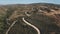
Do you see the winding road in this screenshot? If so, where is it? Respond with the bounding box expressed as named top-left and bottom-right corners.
top-left (5, 17), bottom-right (40, 34)
top-left (22, 17), bottom-right (40, 34)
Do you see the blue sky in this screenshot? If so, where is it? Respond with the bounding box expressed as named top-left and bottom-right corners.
top-left (0, 0), bottom-right (60, 5)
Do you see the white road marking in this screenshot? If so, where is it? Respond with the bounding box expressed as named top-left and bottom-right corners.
top-left (22, 17), bottom-right (40, 34)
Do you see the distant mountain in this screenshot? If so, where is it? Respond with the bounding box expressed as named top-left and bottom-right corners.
top-left (0, 3), bottom-right (60, 7)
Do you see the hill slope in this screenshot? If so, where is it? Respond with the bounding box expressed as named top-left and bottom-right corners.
top-left (0, 3), bottom-right (60, 34)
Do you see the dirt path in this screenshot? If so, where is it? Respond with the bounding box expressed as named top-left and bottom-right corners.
top-left (5, 20), bottom-right (17, 34)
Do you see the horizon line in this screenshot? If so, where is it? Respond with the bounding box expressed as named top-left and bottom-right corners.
top-left (0, 2), bottom-right (60, 5)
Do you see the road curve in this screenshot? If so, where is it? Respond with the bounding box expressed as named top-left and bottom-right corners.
top-left (25, 12), bottom-right (31, 16)
top-left (22, 17), bottom-right (40, 34)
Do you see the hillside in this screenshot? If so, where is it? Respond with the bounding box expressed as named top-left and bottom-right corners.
top-left (0, 3), bottom-right (60, 34)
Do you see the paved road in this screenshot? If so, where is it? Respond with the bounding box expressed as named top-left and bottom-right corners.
top-left (22, 17), bottom-right (40, 34)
